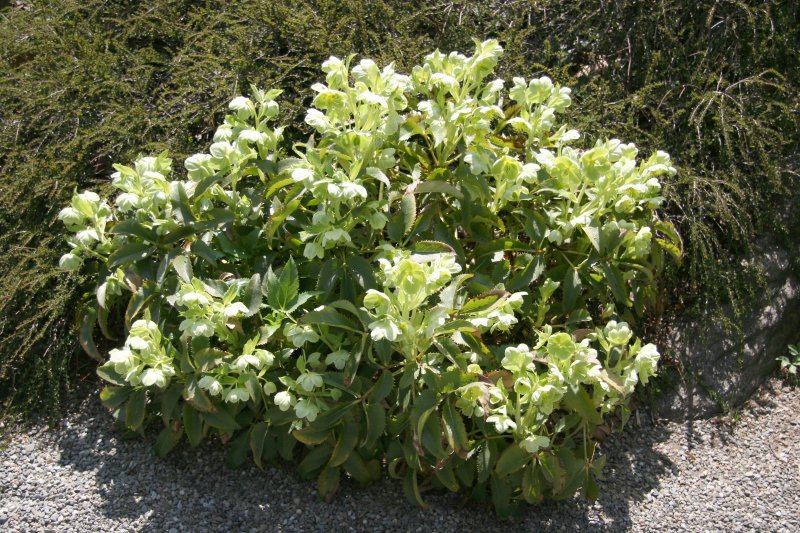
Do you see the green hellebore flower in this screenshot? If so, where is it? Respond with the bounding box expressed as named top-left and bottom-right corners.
top-left (198, 375), bottom-right (223, 396)
top-left (58, 207), bottom-right (84, 229)
top-left (520, 435), bottom-right (550, 453)
top-left (225, 387), bottom-right (250, 403)
top-left (325, 350), bottom-right (349, 370)
top-left (604, 320), bottom-right (632, 346)
top-left (501, 344), bottom-right (533, 373)
top-left (59, 253), bottom-right (83, 271)
top-left (294, 398), bottom-right (320, 422)
top-left (296, 371), bottom-right (323, 392)
top-left (141, 368), bottom-right (167, 388)
top-left (274, 390), bottom-right (295, 411)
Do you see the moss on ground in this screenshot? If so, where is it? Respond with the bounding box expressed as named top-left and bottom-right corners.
top-left (1, 0), bottom-right (797, 417)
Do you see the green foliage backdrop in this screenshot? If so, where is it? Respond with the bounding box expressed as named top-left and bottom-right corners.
top-left (1, 0), bottom-right (797, 416)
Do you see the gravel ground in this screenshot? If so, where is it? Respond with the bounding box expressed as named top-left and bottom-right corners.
top-left (1, 379), bottom-right (798, 532)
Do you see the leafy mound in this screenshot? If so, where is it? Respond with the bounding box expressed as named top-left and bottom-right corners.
top-left (1, 0), bottom-right (796, 428)
top-left (59, 40), bottom-right (680, 513)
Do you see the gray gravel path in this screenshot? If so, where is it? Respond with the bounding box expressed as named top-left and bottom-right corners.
top-left (1, 379), bottom-right (798, 532)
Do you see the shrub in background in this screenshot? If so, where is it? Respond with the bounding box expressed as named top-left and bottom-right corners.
top-left (59, 40), bottom-right (680, 513)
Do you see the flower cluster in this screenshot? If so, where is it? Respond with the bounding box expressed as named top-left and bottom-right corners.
top-left (60, 39), bottom-right (679, 513)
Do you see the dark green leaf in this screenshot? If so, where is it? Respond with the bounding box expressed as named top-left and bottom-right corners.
top-left (345, 256), bottom-right (376, 290)
top-left (108, 243), bottom-right (154, 268)
top-left (183, 404), bottom-right (204, 447)
top-left (292, 426), bottom-right (331, 445)
top-left (317, 466), bottom-right (340, 502)
top-left (190, 239), bottom-right (224, 267)
top-left (300, 306), bottom-right (360, 332)
top-left (125, 389), bottom-right (147, 431)
top-left (414, 180), bottom-right (464, 199)
top-left (96, 364), bottom-right (127, 386)
top-left (369, 370), bottom-right (394, 403)
top-left (250, 422), bottom-right (270, 469)
top-left (442, 400), bottom-right (468, 452)
top-left (225, 429), bottom-right (252, 469)
top-left (298, 444), bottom-right (333, 479)
top-left (564, 386), bottom-right (603, 425)
top-left (110, 220), bottom-right (157, 242)
top-left (363, 402), bottom-right (386, 449)
top-left (243, 273), bottom-right (262, 316)
top-left (170, 181), bottom-right (195, 223)
top-left (421, 413), bottom-right (448, 460)
top-left (459, 291), bottom-right (508, 314)
top-left (99, 386), bottom-right (130, 410)
top-left (491, 473), bottom-right (515, 518)
top-left (154, 426), bottom-right (181, 458)
top-left (202, 406), bottom-right (241, 432)
top-left (403, 468), bottom-right (427, 508)
top-left (173, 255), bottom-right (193, 283)
top-left (435, 460), bottom-right (460, 492)
top-left (160, 383), bottom-right (183, 427)
top-left (507, 254), bottom-right (546, 291)
top-left (78, 307), bottom-right (103, 362)
top-left (495, 443), bottom-right (530, 476)
top-left (329, 422), bottom-right (359, 467)
top-left (602, 263), bottom-right (628, 304)
top-left (266, 257), bottom-right (299, 310)
top-left (562, 267), bottom-right (581, 312)
top-left (316, 259), bottom-right (340, 293)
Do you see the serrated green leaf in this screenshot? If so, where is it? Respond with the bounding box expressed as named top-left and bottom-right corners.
top-left (421, 412), bottom-right (448, 460)
top-left (369, 370), bottom-right (394, 403)
top-left (266, 257), bottom-right (299, 310)
top-left (401, 192), bottom-right (416, 236)
top-left (96, 364), bottom-right (127, 386)
top-left (316, 259), bottom-right (339, 293)
top-left (243, 273), bottom-right (262, 316)
top-left (190, 239), bottom-right (224, 267)
top-left (442, 400), bottom-right (468, 452)
top-left (363, 402), bottom-right (386, 449)
top-left (459, 290), bottom-right (508, 315)
top-left (435, 460), bottom-right (460, 492)
top-left (581, 224), bottom-right (601, 253)
top-left (173, 255), bottom-right (193, 283)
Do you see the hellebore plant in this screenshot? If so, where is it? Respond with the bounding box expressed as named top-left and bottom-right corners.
top-left (59, 39), bottom-right (681, 515)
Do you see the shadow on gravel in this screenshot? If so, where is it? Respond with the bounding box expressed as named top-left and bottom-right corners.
top-left (52, 389), bottom-right (679, 532)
